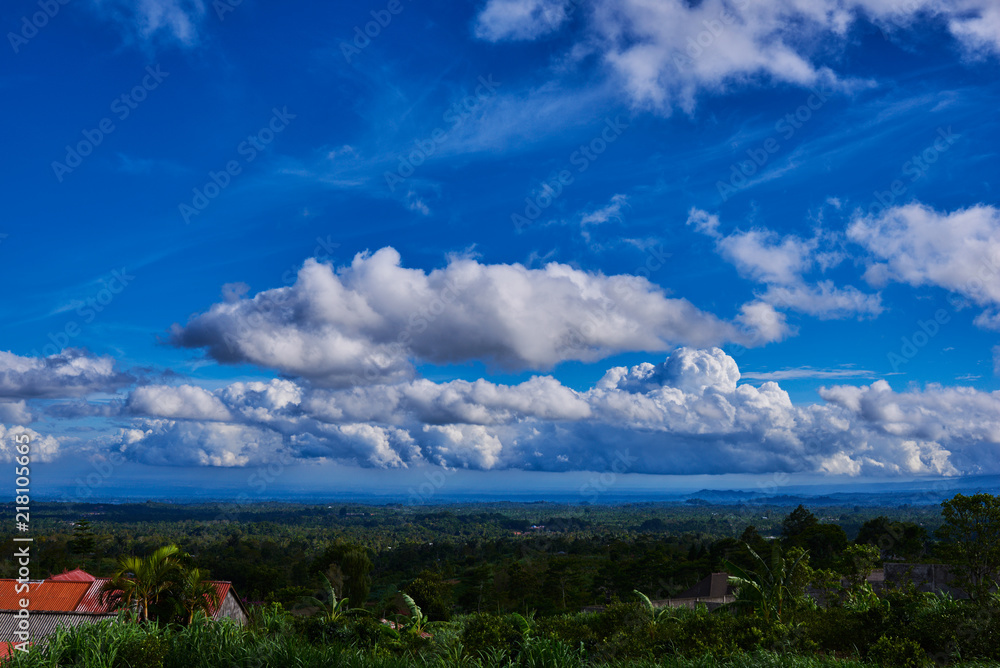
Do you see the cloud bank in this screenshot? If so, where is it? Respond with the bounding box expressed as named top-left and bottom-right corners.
top-left (102, 347), bottom-right (1000, 477)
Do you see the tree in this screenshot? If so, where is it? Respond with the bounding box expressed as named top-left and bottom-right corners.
top-left (405, 570), bottom-right (452, 621)
top-left (177, 568), bottom-right (221, 625)
top-left (856, 516), bottom-right (927, 560)
top-left (937, 493), bottom-right (1000, 600)
top-left (840, 544), bottom-right (881, 589)
top-left (781, 505), bottom-right (818, 541)
top-left (798, 523), bottom-right (848, 569)
top-left (100, 545), bottom-right (184, 622)
top-left (69, 519), bottom-right (96, 557)
top-left (312, 542), bottom-right (372, 606)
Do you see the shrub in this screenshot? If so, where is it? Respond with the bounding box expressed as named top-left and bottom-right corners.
top-left (114, 633), bottom-right (169, 668)
top-left (460, 613), bottom-right (525, 657)
top-left (867, 635), bottom-right (928, 668)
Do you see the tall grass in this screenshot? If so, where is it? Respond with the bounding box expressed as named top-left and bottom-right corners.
top-left (3, 616), bottom-right (994, 668)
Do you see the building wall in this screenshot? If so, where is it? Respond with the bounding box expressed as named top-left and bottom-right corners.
top-left (216, 591), bottom-right (248, 625)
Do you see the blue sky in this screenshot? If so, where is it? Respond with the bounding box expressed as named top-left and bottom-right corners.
top-left (3, 0), bottom-right (1000, 500)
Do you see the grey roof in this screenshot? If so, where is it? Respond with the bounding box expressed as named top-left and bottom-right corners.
top-left (0, 611), bottom-right (117, 644)
top-left (676, 572), bottom-right (734, 599)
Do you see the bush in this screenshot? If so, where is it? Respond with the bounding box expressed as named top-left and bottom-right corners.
top-left (460, 613), bottom-right (524, 657)
top-left (868, 635), bottom-right (928, 668)
top-left (115, 633), bottom-right (169, 668)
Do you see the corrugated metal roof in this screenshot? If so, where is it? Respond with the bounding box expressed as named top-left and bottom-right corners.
top-left (48, 569), bottom-right (95, 582)
top-left (0, 611), bottom-right (117, 644)
top-left (0, 581), bottom-right (90, 612)
top-left (2, 576), bottom-right (244, 620)
top-left (75, 580), bottom-right (114, 614)
top-left (210, 582), bottom-right (230, 617)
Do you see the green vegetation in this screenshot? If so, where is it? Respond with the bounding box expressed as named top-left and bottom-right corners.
top-left (2, 494), bottom-right (999, 666)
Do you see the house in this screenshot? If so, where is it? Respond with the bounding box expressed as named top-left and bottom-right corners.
top-left (582, 572), bottom-right (736, 614)
top-left (0, 569), bottom-right (248, 652)
top-left (650, 572), bottom-right (736, 611)
top-left (880, 563), bottom-right (996, 599)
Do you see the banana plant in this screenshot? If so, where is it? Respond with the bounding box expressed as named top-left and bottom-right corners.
top-left (298, 573), bottom-right (369, 623)
top-left (722, 544), bottom-right (809, 623)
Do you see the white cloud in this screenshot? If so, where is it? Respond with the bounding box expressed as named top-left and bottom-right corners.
top-left (117, 419), bottom-right (287, 467)
top-left (0, 401), bottom-right (33, 425)
top-left (170, 247), bottom-right (786, 385)
top-left (740, 367), bottom-right (875, 381)
top-left (0, 349), bottom-right (133, 399)
top-left (474, 0), bottom-right (573, 41)
top-left (849, 203), bottom-right (1000, 326)
top-left (0, 424), bottom-right (61, 462)
top-left (111, 346), bottom-right (1000, 477)
top-left (818, 379), bottom-right (1000, 475)
top-left (688, 209), bottom-right (882, 319)
top-left (474, 0), bottom-right (1000, 112)
top-left (127, 385), bottom-right (233, 421)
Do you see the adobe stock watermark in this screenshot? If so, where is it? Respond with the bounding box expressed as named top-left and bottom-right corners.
top-left (383, 75), bottom-right (501, 193)
top-left (340, 0), bottom-right (415, 63)
top-left (179, 106), bottom-right (296, 224)
top-left (512, 116), bottom-right (630, 230)
top-left (671, 0), bottom-right (751, 72)
top-left (28, 267), bottom-right (135, 358)
top-left (64, 452), bottom-right (126, 502)
top-left (865, 126), bottom-right (957, 217)
top-left (351, 272), bottom-right (469, 386)
top-left (7, 0), bottom-right (70, 54)
top-left (214, 451), bottom-right (296, 522)
top-left (407, 466), bottom-right (459, 505)
top-left (579, 449), bottom-right (638, 503)
top-left (716, 84), bottom-right (833, 202)
top-left (51, 65), bottom-right (169, 182)
top-left (558, 243), bottom-right (671, 356)
top-left (887, 309), bottom-right (950, 373)
top-left (280, 236), bottom-right (340, 285)
top-left (212, 0), bottom-right (244, 21)
top-left (885, 245), bottom-right (999, 373)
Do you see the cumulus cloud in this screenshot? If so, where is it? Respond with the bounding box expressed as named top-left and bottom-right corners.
top-left (473, 0), bottom-right (1000, 112)
top-left (112, 347), bottom-right (1000, 477)
top-left (818, 380), bottom-right (1000, 475)
top-left (474, 0), bottom-right (573, 41)
top-left (117, 419), bottom-right (287, 467)
top-left (0, 349), bottom-right (133, 399)
top-left (169, 247), bottom-right (786, 386)
top-left (688, 209), bottom-right (882, 319)
top-left (127, 385), bottom-right (232, 421)
top-left (0, 401), bottom-right (32, 425)
top-left (0, 424), bottom-right (61, 462)
top-left (849, 203), bottom-right (1000, 327)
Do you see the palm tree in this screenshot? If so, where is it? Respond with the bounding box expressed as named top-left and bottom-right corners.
top-left (722, 544), bottom-right (809, 623)
top-left (177, 567), bottom-right (221, 625)
top-left (100, 545), bottom-right (183, 622)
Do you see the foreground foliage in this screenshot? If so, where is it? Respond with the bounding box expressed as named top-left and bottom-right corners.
top-left (6, 589), bottom-right (1000, 668)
